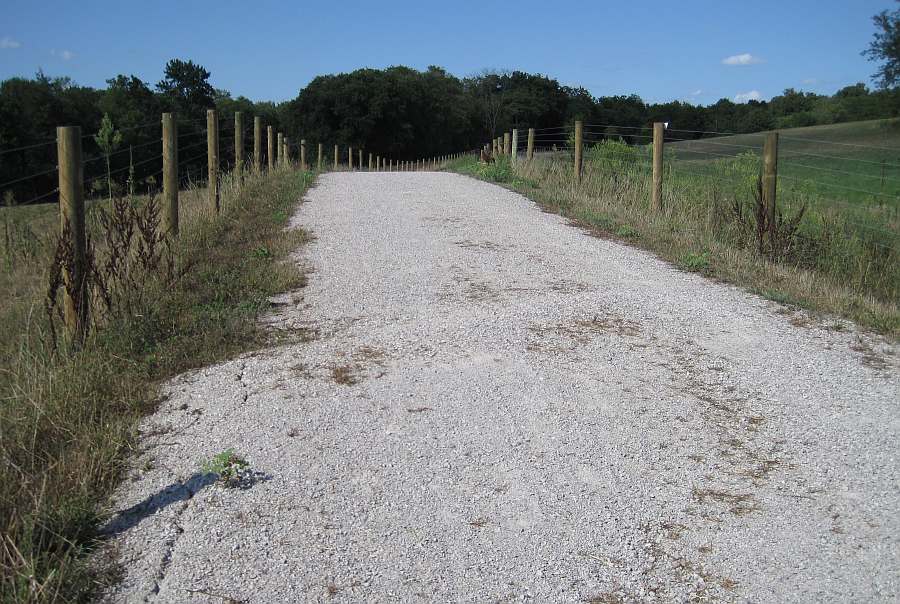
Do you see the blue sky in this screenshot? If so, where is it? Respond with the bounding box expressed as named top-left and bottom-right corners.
top-left (0, 0), bottom-right (891, 105)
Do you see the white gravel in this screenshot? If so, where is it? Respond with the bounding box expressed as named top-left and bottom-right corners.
top-left (103, 171), bottom-right (899, 603)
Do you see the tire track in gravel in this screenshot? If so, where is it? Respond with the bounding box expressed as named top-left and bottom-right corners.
top-left (103, 171), bottom-right (899, 603)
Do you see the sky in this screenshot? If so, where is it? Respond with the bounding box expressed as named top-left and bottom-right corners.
top-left (0, 0), bottom-right (892, 105)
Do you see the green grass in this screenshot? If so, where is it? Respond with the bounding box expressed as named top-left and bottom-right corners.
top-left (447, 120), bottom-right (900, 337)
top-left (668, 119), bottom-right (900, 210)
top-left (0, 166), bottom-right (315, 602)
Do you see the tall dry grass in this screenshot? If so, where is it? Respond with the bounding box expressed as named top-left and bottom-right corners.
top-left (0, 164), bottom-right (315, 602)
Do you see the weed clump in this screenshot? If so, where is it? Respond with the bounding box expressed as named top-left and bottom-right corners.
top-left (202, 449), bottom-right (252, 488)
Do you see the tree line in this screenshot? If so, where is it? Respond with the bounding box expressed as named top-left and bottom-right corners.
top-left (2, 60), bottom-right (898, 205)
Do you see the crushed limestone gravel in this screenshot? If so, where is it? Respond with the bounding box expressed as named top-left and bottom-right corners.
top-left (103, 171), bottom-right (899, 603)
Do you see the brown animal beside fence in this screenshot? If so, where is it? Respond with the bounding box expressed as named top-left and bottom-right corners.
top-left (480, 149), bottom-right (494, 164)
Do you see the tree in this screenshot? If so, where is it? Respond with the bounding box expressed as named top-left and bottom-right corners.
top-left (156, 59), bottom-right (215, 119)
top-left (863, 2), bottom-right (900, 89)
top-left (93, 113), bottom-right (122, 200)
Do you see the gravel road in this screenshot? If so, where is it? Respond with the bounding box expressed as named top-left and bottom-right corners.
top-left (104, 171), bottom-right (899, 603)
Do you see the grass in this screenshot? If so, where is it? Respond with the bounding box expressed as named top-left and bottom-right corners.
top-left (446, 120), bottom-right (900, 338)
top-left (667, 119), bottom-right (900, 209)
top-left (0, 164), bottom-right (315, 602)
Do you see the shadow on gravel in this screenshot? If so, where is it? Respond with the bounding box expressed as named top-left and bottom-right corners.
top-left (102, 472), bottom-right (218, 538)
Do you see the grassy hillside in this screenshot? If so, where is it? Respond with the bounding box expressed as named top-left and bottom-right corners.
top-left (668, 119), bottom-right (900, 210)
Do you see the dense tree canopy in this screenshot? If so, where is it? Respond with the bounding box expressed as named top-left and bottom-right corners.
top-left (2, 58), bottom-right (899, 205)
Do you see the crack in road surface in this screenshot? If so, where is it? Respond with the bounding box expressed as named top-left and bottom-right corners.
top-left (103, 171), bottom-right (899, 603)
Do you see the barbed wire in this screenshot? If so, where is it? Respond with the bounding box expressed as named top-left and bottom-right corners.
top-left (779, 135), bottom-right (900, 152)
top-left (0, 139), bottom-right (56, 156)
top-left (0, 165), bottom-right (59, 190)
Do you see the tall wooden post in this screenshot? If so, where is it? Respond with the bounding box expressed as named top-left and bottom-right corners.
top-left (276, 132), bottom-right (283, 167)
top-left (57, 126), bottom-right (87, 342)
top-left (207, 109), bottom-right (219, 212)
top-left (254, 117), bottom-right (262, 173)
top-left (574, 120), bottom-right (583, 183)
top-left (234, 112), bottom-right (243, 173)
top-left (369, 152), bottom-right (373, 171)
top-left (763, 132), bottom-right (779, 244)
top-left (511, 129), bottom-right (519, 167)
top-left (358, 148), bottom-right (363, 170)
top-left (334, 144), bottom-right (339, 169)
top-left (527, 128), bottom-right (535, 162)
top-left (300, 139), bottom-right (307, 171)
top-left (317, 143), bottom-right (323, 171)
top-left (162, 113), bottom-right (178, 237)
top-left (348, 146), bottom-right (354, 170)
top-left (652, 122), bottom-right (664, 210)
top-left (283, 138), bottom-right (290, 166)
top-left (267, 126), bottom-right (275, 171)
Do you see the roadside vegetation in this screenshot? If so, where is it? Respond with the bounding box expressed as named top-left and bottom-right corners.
top-left (0, 166), bottom-right (314, 602)
top-left (448, 121), bottom-right (899, 338)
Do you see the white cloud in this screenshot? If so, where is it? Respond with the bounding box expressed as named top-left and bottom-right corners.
top-left (734, 90), bottom-right (762, 103)
top-left (51, 49), bottom-right (75, 60)
top-left (691, 89), bottom-right (703, 96)
top-left (0, 36), bottom-right (21, 49)
top-left (722, 53), bottom-right (762, 66)
top-left (802, 78), bottom-right (818, 85)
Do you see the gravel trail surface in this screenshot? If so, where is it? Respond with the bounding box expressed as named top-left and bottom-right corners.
top-left (104, 171), bottom-right (899, 603)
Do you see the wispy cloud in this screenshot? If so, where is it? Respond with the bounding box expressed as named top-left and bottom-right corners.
top-left (734, 90), bottom-right (762, 103)
top-left (802, 78), bottom-right (818, 85)
top-left (690, 89), bottom-right (703, 96)
top-left (51, 49), bottom-right (75, 60)
top-left (722, 53), bottom-right (762, 66)
top-left (0, 36), bottom-right (21, 49)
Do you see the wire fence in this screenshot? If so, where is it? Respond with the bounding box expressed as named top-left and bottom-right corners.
top-left (478, 120), bottom-right (900, 261)
top-left (0, 111), bottom-right (289, 208)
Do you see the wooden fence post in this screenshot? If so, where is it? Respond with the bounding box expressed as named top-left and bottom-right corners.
top-left (254, 117), bottom-right (262, 173)
top-left (234, 112), bottom-right (243, 173)
top-left (527, 128), bottom-right (535, 162)
top-left (317, 143), bottom-right (323, 171)
top-left (763, 132), bottom-right (779, 244)
top-left (267, 126), bottom-right (275, 171)
top-left (369, 153), bottom-right (373, 171)
top-left (301, 139), bottom-right (307, 171)
top-left (511, 129), bottom-right (519, 167)
top-left (348, 146), bottom-right (353, 170)
top-left (283, 137), bottom-right (290, 166)
top-left (162, 113), bottom-right (178, 237)
top-left (574, 120), bottom-right (583, 183)
top-left (652, 122), bottom-right (664, 210)
top-left (276, 132), bottom-right (283, 167)
top-left (207, 109), bottom-right (219, 212)
top-left (57, 126), bottom-right (88, 342)
top-left (334, 144), bottom-right (339, 170)
top-left (359, 149), bottom-right (363, 171)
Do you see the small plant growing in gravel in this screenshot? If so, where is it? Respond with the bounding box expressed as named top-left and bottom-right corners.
top-left (202, 449), bottom-right (252, 487)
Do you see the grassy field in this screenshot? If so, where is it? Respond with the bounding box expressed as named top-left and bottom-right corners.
top-left (0, 166), bottom-right (315, 601)
top-left (448, 119), bottom-right (900, 337)
top-left (666, 119), bottom-right (900, 209)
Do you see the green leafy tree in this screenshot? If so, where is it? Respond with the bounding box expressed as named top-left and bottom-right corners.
top-left (93, 113), bottom-right (122, 201)
top-left (864, 2), bottom-right (900, 89)
top-left (156, 59), bottom-right (215, 120)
